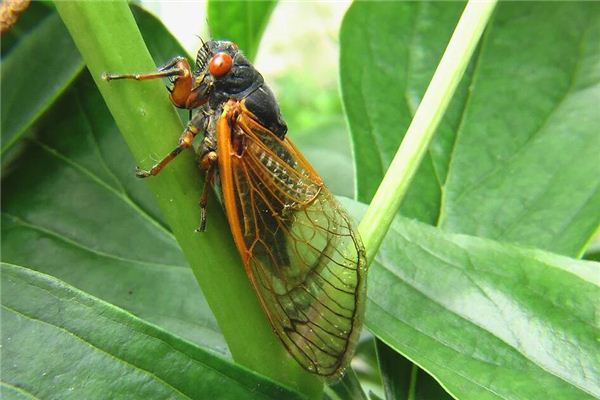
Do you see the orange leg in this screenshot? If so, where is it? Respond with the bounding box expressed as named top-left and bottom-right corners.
top-left (103, 56), bottom-right (197, 109)
top-left (136, 125), bottom-right (199, 178)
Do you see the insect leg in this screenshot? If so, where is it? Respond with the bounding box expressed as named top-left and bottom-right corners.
top-left (196, 151), bottom-right (217, 232)
top-left (102, 56), bottom-right (187, 81)
top-left (103, 57), bottom-right (198, 109)
top-left (136, 112), bottom-right (209, 178)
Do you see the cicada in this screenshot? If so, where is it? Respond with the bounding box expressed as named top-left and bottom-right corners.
top-left (104, 40), bottom-right (367, 379)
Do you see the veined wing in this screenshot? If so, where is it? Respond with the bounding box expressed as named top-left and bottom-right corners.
top-left (217, 104), bottom-right (367, 379)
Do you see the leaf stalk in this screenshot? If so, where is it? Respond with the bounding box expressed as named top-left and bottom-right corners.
top-left (358, 0), bottom-right (498, 261)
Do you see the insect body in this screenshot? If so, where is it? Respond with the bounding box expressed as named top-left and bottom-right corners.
top-left (104, 40), bottom-right (367, 380)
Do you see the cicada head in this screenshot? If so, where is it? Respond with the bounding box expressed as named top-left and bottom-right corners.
top-left (192, 40), bottom-right (265, 108)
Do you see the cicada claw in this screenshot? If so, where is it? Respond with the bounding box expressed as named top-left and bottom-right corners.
top-left (135, 166), bottom-right (151, 178)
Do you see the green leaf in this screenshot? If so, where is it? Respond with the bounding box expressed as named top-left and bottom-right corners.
top-left (1, 12), bottom-right (84, 155)
top-left (0, 263), bottom-right (304, 400)
top-left (438, 2), bottom-right (600, 256)
top-left (376, 340), bottom-right (413, 400)
top-left (343, 200), bottom-right (600, 400)
top-left (0, 5), bottom-right (228, 353)
top-left (1, 74), bottom-right (225, 353)
top-left (376, 340), bottom-right (453, 400)
top-left (369, 393), bottom-right (384, 400)
top-left (341, 2), bottom-right (600, 256)
top-left (584, 235), bottom-right (600, 261)
top-left (207, 0), bottom-right (276, 62)
top-left (410, 371), bottom-right (455, 400)
top-left (0, 3), bottom-right (187, 163)
top-left (340, 1), bottom-right (469, 224)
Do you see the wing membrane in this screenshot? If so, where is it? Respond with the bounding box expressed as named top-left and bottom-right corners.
top-left (220, 106), bottom-right (367, 378)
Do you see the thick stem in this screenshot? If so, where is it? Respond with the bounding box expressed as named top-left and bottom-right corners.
top-left (358, 0), bottom-right (497, 262)
top-left (55, 1), bottom-right (322, 397)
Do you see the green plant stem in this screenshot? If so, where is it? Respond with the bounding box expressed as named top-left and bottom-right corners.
top-left (55, 2), bottom-right (322, 397)
top-left (357, 0), bottom-right (497, 262)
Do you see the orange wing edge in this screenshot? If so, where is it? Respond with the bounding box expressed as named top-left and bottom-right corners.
top-left (217, 99), bottom-right (368, 380)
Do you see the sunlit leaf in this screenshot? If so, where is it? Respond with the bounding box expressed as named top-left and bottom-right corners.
top-left (343, 200), bottom-right (600, 400)
top-left (342, 2), bottom-right (600, 256)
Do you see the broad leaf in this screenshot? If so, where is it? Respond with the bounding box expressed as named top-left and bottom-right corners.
top-left (0, 4), bottom-right (188, 161)
top-left (376, 340), bottom-right (413, 400)
top-left (1, 75), bottom-right (225, 353)
top-left (376, 340), bottom-right (453, 400)
top-left (341, 2), bottom-right (600, 256)
top-left (0, 6), bottom-right (226, 352)
top-left (340, 1), bottom-right (469, 224)
top-left (439, 2), bottom-right (600, 256)
top-left (207, 0), bottom-right (276, 62)
top-left (0, 263), bottom-right (303, 400)
top-left (1, 12), bottom-right (83, 155)
top-left (343, 200), bottom-right (600, 400)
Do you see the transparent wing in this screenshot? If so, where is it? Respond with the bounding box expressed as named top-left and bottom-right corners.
top-left (220, 109), bottom-right (367, 379)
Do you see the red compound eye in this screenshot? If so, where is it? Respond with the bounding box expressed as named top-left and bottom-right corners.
top-left (209, 52), bottom-right (233, 77)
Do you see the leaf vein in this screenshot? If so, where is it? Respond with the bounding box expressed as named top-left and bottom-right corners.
top-left (32, 139), bottom-right (174, 239)
top-left (2, 212), bottom-right (185, 271)
top-left (1, 303), bottom-right (194, 400)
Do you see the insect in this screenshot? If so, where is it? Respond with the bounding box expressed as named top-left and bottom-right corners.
top-left (104, 40), bottom-right (367, 380)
